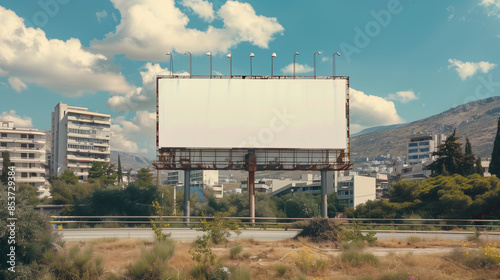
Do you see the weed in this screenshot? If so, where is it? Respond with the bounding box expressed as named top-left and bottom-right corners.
top-left (340, 251), bottom-right (379, 267)
top-left (466, 227), bottom-right (481, 242)
top-left (126, 239), bottom-right (176, 279)
top-left (407, 236), bottom-right (422, 243)
top-left (42, 245), bottom-right (104, 279)
top-left (290, 246), bottom-right (330, 274)
top-left (198, 211), bottom-right (242, 244)
top-left (341, 239), bottom-right (366, 250)
top-left (275, 263), bottom-right (288, 277)
top-left (229, 266), bottom-right (251, 280)
top-left (229, 244), bottom-right (243, 260)
top-left (150, 201), bottom-right (172, 241)
top-left (242, 252), bottom-right (251, 259)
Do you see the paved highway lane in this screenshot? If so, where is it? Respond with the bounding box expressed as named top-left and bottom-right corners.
top-left (56, 228), bottom-right (500, 242)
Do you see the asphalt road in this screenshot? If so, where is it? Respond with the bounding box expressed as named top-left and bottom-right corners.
top-left (56, 228), bottom-right (500, 242)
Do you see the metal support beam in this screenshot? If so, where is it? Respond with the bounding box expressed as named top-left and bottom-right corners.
top-left (157, 169), bottom-right (161, 187)
top-left (184, 171), bottom-right (191, 223)
top-left (320, 170), bottom-right (328, 218)
top-left (247, 151), bottom-right (257, 224)
top-left (249, 169), bottom-right (255, 224)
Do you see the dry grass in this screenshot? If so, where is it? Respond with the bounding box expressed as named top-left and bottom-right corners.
top-left (67, 238), bottom-right (500, 280)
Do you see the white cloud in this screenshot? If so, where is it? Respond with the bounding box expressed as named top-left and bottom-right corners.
top-left (321, 57), bottom-right (329, 63)
top-left (91, 0), bottom-right (284, 60)
top-left (447, 5), bottom-right (454, 21)
top-left (182, 0), bottom-right (215, 22)
top-left (350, 88), bottom-right (404, 133)
top-left (110, 110), bottom-right (155, 153)
top-left (0, 110), bottom-right (33, 128)
top-left (8, 77), bottom-right (27, 92)
top-left (448, 59), bottom-right (497, 80)
top-left (281, 63), bottom-right (313, 74)
top-left (96, 10), bottom-right (108, 23)
top-left (480, 0), bottom-right (500, 17)
top-left (386, 90), bottom-right (418, 104)
top-left (107, 62), bottom-right (170, 112)
top-left (0, 6), bottom-right (134, 97)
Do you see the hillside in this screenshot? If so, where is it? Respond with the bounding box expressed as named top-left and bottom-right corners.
top-left (110, 151), bottom-right (153, 170)
top-left (351, 96), bottom-right (500, 159)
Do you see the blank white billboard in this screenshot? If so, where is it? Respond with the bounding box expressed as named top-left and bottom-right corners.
top-left (158, 78), bottom-right (347, 149)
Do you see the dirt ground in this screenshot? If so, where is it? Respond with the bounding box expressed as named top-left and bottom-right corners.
top-left (69, 237), bottom-right (500, 279)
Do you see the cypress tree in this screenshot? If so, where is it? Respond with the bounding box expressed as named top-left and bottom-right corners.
top-left (462, 137), bottom-right (476, 176)
top-left (475, 156), bottom-right (484, 176)
top-left (117, 155), bottom-right (123, 184)
top-left (427, 129), bottom-right (465, 176)
top-left (490, 117), bottom-right (500, 177)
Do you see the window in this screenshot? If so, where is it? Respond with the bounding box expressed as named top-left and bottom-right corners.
top-left (21, 173), bottom-right (27, 178)
top-left (21, 143), bottom-right (27, 148)
top-left (409, 143), bottom-right (418, 147)
top-left (1, 133), bottom-right (6, 138)
top-left (29, 153), bottom-right (34, 159)
top-left (420, 148), bottom-right (429, 152)
top-left (21, 134), bottom-right (27, 139)
top-left (409, 149), bottom-right (418, 153)
top-left (21, 153), bottom-right (27, 159)
top-left (409, 155), bottom-right (419, 159)
top-left (28, 135), bottom-right (34, 139)
top-left (1, 143), bottom-right (6, 147)
top-left (29, 144), bottom-right (34, 149)
top-left (419, 141), bottom-right (429, 146)
top-left (30, 173), bottom-right (37, 177)
top-left (419, 155), bottom-right (429, 159)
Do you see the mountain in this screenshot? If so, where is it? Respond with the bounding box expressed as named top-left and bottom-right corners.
top-left (351, 96), bottom-right (500, 160)
top-left (110, 151), bottom-right (153, 171)
top-left (351, 123), bottom-right (406, 137)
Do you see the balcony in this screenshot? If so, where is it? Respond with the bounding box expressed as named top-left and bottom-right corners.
top-left (16, 177), bottom-right (46, 183)
top-left (0, 147), bottom-right (45, 153)
top-left (67, 154), bottom-right (109, 162)
top-left (9, 157), bottom-right (46, 164)
top-left (13, 167), bottom-right (45, 173)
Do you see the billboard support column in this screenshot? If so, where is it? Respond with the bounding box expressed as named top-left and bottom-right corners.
top-left (184, 171), bottom-right (191, 223)
top-left (246, 152), bottom-right (257, 224)
top-left (320, 170), bottom-right (328, 218)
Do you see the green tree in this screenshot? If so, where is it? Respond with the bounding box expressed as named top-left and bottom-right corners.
top-left (427, 129), bottom-right (465, 176)
top-left (1, 151), bottom-right (11, 185)
top-left (117, 155), bottom-right (123, 184)
top-left (475, 156), bottom-right (484, 176)
top-left (59, 169), bottom-right (78, 185)
top-left (0, 186), bottom-right (63, 279)
top-left (462, 137), bottom-right (476, 176)
top-left (490, 117), bottom-right (500, 177)
top-left (136, 168), bottom-right (154, 188)
top-left (88, 162), bottom-right (117, 186)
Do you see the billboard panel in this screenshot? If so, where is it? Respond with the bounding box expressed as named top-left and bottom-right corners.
top-left (158, 77), bottom-right (347, 150)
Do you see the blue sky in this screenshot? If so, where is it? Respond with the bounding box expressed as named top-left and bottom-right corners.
top-left (1, 0), bottom-right (499, 156)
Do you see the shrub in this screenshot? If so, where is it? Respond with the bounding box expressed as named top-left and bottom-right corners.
top-left (42, 246), bottom-right (104, 279)
top-left (198, 212), bottom-right (242, 244)
top-left (290, 246), bottom-right (330, 274)
top-left (126, 239), bottom-right (176, 279)
top-left (449, 246), bottom-right (500, 269)
top-left (229, 266), bottom-right (251, 280)
top-left (340, 223), bottom-right (377, 245)
top-left (340, 251), bottom-right (379, 267)
top-left (229, 244), bottom-right (243, 260)
top-left (275, 263), bottom-right (288, 277)
top-left (293, 218), bottom-right (341, 242)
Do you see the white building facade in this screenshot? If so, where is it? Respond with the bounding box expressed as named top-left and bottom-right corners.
top-left (51, 103), bottom-right (111, 181)
top-left (336, 174), bottom-right (376, 208)
top-left (407, 134), bottom-right (446, 165)
top-left (162, 170), bottom-right (219, 187)
top-left (0, 121), bottom-right (47, 192)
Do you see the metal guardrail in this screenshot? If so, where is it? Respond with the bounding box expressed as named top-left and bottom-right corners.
top-left (49, 216), bottom-right (500, 230)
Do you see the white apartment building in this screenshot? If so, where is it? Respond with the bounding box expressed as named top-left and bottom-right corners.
top-left (407, 134), bottom-right (446, 165)
top-left (51, 103), bottom-right (111, 181)
top-left (163, 170), bottom-right (219, 187)
top-left (0, 121), bottom-right (47, 192)
top-left (336, 174), bottom-right (376, 208)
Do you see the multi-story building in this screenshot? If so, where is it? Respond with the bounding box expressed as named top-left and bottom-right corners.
top-left (0, 121), bottom-right (47, 193)
top-left (336, 174), bottom-right (376, 208)
top-left (407, 134), bottom-right (446, 165)
top-left (163, 170), bottom-right (219, 187)
top-left (51, 103), bottom-right (111, 181)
